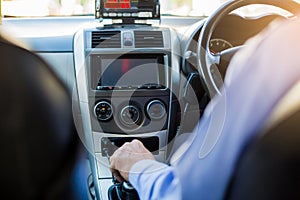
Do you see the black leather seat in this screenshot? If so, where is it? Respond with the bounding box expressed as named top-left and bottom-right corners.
top-left (227, 82), bottom-right (300, 200)
top-left (0, 36), bottom-right (85, 200)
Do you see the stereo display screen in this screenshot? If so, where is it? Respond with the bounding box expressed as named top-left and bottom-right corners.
top-left (91, 54), bottom-right (165, 89)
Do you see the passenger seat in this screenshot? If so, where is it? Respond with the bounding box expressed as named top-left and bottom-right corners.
top-left (0, 35), bottom-right (88, 200)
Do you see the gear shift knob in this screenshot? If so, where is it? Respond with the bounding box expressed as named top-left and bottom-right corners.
top-left (123, 182), bottom-right (134, 190)
top-left (108, 181), bottom-right (140, 200)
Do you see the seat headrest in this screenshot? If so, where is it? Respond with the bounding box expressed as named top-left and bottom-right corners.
top-left (263, 80), bottom-right (300, 134)
top-left (0, 37), bottom-right (78, 199)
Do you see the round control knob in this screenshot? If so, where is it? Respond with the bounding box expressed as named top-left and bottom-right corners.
top-left (146, 100), bottom-right (166, 120)
top-left (120, 105), bottom-right (140, 126)
top-left (94, 101), bottom-right (113, 121)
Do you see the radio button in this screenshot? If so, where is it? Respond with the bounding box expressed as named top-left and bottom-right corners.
top-left (120, 105), bottom-right (141, 126)
top-left (109, 13), bottom-right (117, 17)
top-left (146, 100), bottom-right (166, 120)
top-left (94, 101), bottom-right (113, 121)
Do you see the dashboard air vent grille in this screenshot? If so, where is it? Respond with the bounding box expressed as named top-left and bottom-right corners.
top-left (92, 31), bottom-right (121, 48)
top-left (134, 31), bottom-right (164, 48)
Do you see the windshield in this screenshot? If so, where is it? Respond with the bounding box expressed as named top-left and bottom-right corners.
top-left (2, 0), bottom-right (300, 18)
top-left (1, 0), bottom-right (223, 17)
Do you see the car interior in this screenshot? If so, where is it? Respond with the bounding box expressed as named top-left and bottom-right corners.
top-left (1, 0), bottom-right (300, 199)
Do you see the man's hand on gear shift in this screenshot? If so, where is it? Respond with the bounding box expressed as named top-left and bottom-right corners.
top-left (110, 139), bottom-right (155, 182)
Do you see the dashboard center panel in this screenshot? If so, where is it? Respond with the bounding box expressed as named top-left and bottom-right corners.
top-left (89, 52), bottom-right (170, 134)
top-left (73, 4), bottom-right (181, 197)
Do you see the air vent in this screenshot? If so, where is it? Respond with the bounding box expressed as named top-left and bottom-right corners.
top-left (92, 31), bottom-right (121, 48)
top-left (134, 31), bottom-right (164, 48)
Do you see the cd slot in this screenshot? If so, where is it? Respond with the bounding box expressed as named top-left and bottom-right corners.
top-left (101, 136), bottom-right (160, 156)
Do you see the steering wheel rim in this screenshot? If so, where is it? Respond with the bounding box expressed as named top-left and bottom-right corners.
top-left (197, 0), bottom-right (300, 97)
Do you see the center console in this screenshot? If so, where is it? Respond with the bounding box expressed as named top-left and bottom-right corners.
top-left (73, 1), bottom-right (181, 199)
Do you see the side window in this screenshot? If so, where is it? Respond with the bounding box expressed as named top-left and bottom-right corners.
top-left (1, 0), bottom-right (94, 17)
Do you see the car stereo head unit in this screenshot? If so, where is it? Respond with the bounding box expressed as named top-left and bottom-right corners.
top-left (90, 54), bottom-right (166, 90)
top-left (95, 0), bottom-right (160, 20)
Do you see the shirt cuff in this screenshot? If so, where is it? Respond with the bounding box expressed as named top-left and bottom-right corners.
top-left (129, 160), bottom-right (170, 195)
top-left (128, 159), bottom-right (181, 200)
top-left (129, 159), bottom-right (169, 186)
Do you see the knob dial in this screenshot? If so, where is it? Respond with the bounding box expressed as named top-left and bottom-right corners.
top-left (120, 105), bottom-right (141, 126)
top-left (146, 100), bottom-right (166, 120)
top-left (94, 101), bottom-right (113, 121)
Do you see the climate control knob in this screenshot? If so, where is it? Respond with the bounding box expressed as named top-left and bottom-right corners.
top-left (94, 101), bottom-right (113, 121)
top-left (146, 100), bottom-right (166, 120)
top-left (120, 105), bottom-right (141, 126)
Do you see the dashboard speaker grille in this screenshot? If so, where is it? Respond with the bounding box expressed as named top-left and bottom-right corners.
top-left (134, 31), bottom-right (164, 48)
top-left (92, 31), bottom-right (121, 48)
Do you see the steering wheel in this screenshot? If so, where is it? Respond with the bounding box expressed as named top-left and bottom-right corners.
top-left (197, 0), bottom-right (300, 97)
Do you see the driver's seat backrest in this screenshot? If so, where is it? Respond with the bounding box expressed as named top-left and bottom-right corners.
top-left (0, 36), bottom-right (81, 200)
top-left (226, 80), bottom-right (300, 200)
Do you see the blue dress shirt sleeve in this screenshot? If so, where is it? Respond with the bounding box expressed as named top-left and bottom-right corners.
top-left (129, 160), bottom-right (182, 200)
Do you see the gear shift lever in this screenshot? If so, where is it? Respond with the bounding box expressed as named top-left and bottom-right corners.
top-left (103, 138), bottom-right (140, 200)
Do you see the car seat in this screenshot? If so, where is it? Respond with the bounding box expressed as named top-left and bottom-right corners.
top-left (0, 35), bottom-right (86, 200)
top-left (226, 80), bottom-right (300, 200)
